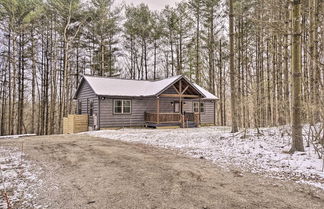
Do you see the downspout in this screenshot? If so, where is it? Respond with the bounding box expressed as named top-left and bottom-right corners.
top-left (214, 100), bottom-right (216, 126)
top-left (98, 96), bottom-right (101, 130)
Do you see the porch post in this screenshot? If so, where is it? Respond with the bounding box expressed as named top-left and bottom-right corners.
top-left (179, 80), bottom-right (183, 127)
top-left (179, 80), bottom-right (182, 113)
top-left (157, 97), bottom-right (160, 124)
top-left (198, 97), bottom-right (201, 127)
top-left (214, 100), bottom-right (216, 125)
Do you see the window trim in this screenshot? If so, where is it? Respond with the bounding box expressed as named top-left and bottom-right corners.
top-left (113, 99), bottom-right (132, 115)
top-left (174, 101), bottom-right (180, 113)
top-left (89, 100), bottom-right (94, 116)
top-left (77, 100), bottom-right (82, 114)
top-left (193, 102), bottom-right (205, 113)
top-left (193, 102), bottom-right (199, 113)
top-left (200, 102), bottom-right (205, 113)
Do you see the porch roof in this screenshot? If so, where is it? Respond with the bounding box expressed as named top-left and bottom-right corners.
top-left (75, 75), bottom-right (218, 100)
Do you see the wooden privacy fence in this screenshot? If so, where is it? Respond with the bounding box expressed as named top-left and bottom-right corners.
top-left (63, 114), bottom-right (88, 134)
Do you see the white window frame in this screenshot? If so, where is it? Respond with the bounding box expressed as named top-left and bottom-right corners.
top-left (200, 102), bottom-right (205, 113)
top-left (193, 102), bottom-right (204, 113)
top-left (113, 99), bottom-right (132, 114)
top-left (193, 102), bottom-right (199, 113)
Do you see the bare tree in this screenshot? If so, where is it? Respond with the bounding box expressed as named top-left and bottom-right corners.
top-left (229, 0), bottom-right (238, 132)
top-left (290, 0), bottom-right (304, 153)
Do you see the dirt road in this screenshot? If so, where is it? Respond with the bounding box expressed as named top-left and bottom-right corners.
top-left (1, 134), bottom-right (324, 209)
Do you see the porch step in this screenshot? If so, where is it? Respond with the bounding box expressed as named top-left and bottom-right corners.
top-left (183, 121), bottom-right (198, 128)
top-left (146, 122), bottom-right (197, 129)
top-left (156, 126), bottom-right (180, 129)
top-left (146, 123), bottom-right (181, 129)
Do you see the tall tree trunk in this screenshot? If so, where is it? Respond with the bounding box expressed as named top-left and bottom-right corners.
top-left (7, 26), bottom-right (12, 135)
top-left (284, 2), bottom-right (290, 124)
top-left (31, 25), bottom-right (36, 134)
top-left (313, 0), bottom-right (321, 122)
top-left (208, 6), bottom-right (215, 94)
top-left (195, 4), bottom-right (201, 84)
top-left (153, 40), bottom-right (157, 80)
top-left (229, 0), bottom-right (238, 132)
top-left (170, 34), bottom-right (175, 76)
top-left (290, 0), bottom-right (304, 153)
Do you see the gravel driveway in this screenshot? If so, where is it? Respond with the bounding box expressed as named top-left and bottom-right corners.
top-left (1, 134), bottom-right (324, 209)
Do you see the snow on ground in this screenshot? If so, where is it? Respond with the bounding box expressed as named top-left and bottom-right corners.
top-left (0, 146), bottom-right (42, 208)
top-left (0, 134), bottom-right (36, 139)
top-left (86, 126), bottom-right (324, 190)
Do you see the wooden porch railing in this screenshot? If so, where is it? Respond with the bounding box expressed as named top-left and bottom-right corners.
top-left (145, 112), bottom-right (181, 123)
top-left (145, 112), bottom-right (200, 126)
top-left (184, 112), bottom-right (200, 125)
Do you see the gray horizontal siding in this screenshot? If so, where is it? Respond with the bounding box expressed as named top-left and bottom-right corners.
top-left (178, 99), bottom-right (216, 124)
top-left (159, 98), bottom-right (174, 113)
top-left (99, 97), bottom-right (215, 128)
top-left (99, 97), bottom-right (156, 128)
top-left (76, 79), bottom-right (216, 128)
top-left (76, 80), bottom-right (98, 128)
top-left (183, 100), bottom-right (193, 112)
top-left (200, 100), bottom-right (216, 124)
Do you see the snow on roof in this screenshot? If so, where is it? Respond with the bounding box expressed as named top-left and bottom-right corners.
top-left (81, 75), bottom-right (217, 100)
top-left (193, 83), bottom-right (218, 100)
top-left (83, 75), bottom-right (181, 97)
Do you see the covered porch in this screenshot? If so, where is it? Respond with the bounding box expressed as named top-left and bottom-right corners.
top-left (144, 78), bottom-right (203, 128)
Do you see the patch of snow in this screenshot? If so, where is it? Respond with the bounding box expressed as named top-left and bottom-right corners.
top-left (86, 126), bottom-right (324, 190)
top-left (0, 134), bottom-right (36, 139)
top-left (0, 146), bottom-right (42, 208)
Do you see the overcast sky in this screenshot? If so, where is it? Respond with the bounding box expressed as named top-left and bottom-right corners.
top-left (121, 0), bottom-right (182, 10)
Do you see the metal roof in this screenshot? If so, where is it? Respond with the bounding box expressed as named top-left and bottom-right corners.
top-left (75, 75), bottom-right (218, 100)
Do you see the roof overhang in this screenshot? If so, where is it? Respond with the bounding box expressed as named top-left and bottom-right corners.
top-left (156, 76), bottom-right (206, 99)
top-left (73, 74), bottom-right (218, 100)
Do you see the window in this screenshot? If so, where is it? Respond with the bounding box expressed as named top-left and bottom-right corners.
top-left (193, 102), bottom-right (204, 113)
top-left (174, 101), bottom-right (180, 113)
top-left (89, 100), bottom-right (94, 116)
top-left (114, 100), bottom-right (131, 114)
top-left (193, 102), bottom-right (199, 112)
top-left (200, 102), bottom-right (205, 113)
top-left (77, 101), bottom-right (82, 114)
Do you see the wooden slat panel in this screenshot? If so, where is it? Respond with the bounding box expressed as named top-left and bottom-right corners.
top-left (63, 115), bottom-right (88, 134)
top-left (63, 118), bottom-right (69, 134)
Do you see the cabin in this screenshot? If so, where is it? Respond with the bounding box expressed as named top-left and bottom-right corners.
top-left (73, 75), bottom-right (218, 129)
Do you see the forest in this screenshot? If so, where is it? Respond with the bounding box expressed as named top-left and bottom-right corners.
top-left (0, 0), bottom-right (323, 137)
